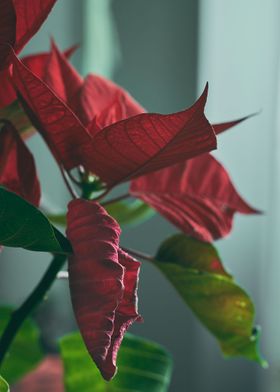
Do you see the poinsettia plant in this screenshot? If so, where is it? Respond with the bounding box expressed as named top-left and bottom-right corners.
top-left (0, 1), bottom-right (267, 390)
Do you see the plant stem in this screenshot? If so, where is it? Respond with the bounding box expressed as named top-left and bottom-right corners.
top-left (102, 193), bottom-right (131, 206)
top-left (59, 166), bottom-right (79, 199)
top-left (0, 254), bottom-right (66, 367)
top-left (121, 247), bottom-right (154, 262)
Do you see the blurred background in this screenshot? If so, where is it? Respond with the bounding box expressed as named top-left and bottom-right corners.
top-left (1, 0), bottom-right (280, 390)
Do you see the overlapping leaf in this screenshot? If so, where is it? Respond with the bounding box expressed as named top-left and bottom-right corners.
top-left (130, 154), bottom-right (258, 242)
top-left (10, 50), bottom-right (217, 186)
top-left (10, 51), bottom-right (92, 169)
top-left (66, 200), bottom-right (141, 380)
top-left (105, 198), bottom-right (155, 226)
top-left (0, 121), bottom-right (40, 205)
top-left (77, 74), bottom-right (145, 129)
top-left (0, 187), bottom-right (71, 253)
top-left (154, 234), bottom-right (267, 366)
top-left (60, 332), bottom-right (173, 392)
top-left (0, 307), bottom-right (43, 384)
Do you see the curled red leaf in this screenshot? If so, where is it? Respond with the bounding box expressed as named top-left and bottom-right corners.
top-left (0, 120), bottom-right (40, 205)
top-left (130, 154), bottom-right (259, 242)
top-left (66, 200), bottom-right (141, 380)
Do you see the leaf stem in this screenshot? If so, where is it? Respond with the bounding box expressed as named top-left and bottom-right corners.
top-left (121, 247), bottom-right (154, 262)
top-left (59, 166), bottom-right (79, 199)
top-left (102, 193), bottom-right (131, 207)
top-left (0, 254), bottom-right (66, 367)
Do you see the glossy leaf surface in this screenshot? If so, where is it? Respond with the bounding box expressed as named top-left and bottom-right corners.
top-left (0, 187), bottom-right (71, 253)
top-left (66, 200), bottom-right (141, 380)
top-left (0, 307), bottom-right (43, 384)
top-left (131, 154), bottom-right (258, 242)
top-left (154, 234), bottom-right (267, 366)
top-left (60, 332), bottom-right (173, 392)
top-left (0, 121), bottom-right (40, 205)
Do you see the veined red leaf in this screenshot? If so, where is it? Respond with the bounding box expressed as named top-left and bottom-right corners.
top-left (130, 154), bottom-right (258, 242)
top-left (0, 120), bottom-right (40, 205)
top-left (10, 51), bottom-right (92, 169)
top-left (0, 45), bottom-right (77, 109)
top-left (0, 0), bottom-right (16, 69)
top-left (78, 74), bottom-right (145, 129)
top-left (66, 200), bottom-right (141, 381)
top-left (86, 84), bottom-right (216, 187)
top-left (13, 0), bottom-right (57, 54)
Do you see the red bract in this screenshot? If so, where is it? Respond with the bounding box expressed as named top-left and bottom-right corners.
top-left (66, 200), bottom-right (141, 381)
top-left (0, 120), bottom-right (40, 205)
top-left (130, 154), bottom-right (259, 242)
top-left (0, 0), bottom-right (57, 69)
top-left (10, 49), bottom-right (217, 187)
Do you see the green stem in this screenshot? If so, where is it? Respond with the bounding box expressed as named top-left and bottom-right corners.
top-left (0, 254), bottom-right (66, 366)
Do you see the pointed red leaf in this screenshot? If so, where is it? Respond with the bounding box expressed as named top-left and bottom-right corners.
top-left (85, 85), bottom-right (217, 187)
top-left (0, 120), bottom-right (40, 205)
top-left (22, 43), bottom-right (78, 82)
top-left (0, 0), bottom-right (16, 69)
top-left (10, 51), bottom-right (92, 169)
top-left (213, 114), bottom-right (255, 135)
top-left (130, 154), bottom-right (259, 242)
top-left (66, 200), bottom-right (141, 380)
top-left (13, 0), bottom-right (57, 53)
top-left (43, 40), bottom-right (83, 110)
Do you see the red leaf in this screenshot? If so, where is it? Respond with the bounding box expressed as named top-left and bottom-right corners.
top-left (43, 40), bottom-right (83, 110)
top-left (0, 44), bottom-right (77, 109)
top-left (10, 51), bottom-right (92, 170)
top-left (0, 0), bottom-right (16, 69)
top-left (66, 200), bottom-right (141, 380)
top-left (86, 84), bottom-right (217, 187)
top-left (213, 114), bottom-right (255, 135)
top-left (130, 154), bottom-right (259, 242)
top-left (13, 0), bottom-right (57, 54)
top-left (0, 120), bottom-right (40, 205)
top-left (77, 74), bottom-right (145, 128)
top-left (22, 43), bottom-right (78, 82)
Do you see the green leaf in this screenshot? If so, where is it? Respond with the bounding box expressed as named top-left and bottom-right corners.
top-left (0, 187), bottom-right (71, 254)
top-left (154, 234), bottom-right (267, 367)
top-left (105, 199), bottom-right (155, 227)
top-left (60, 332), bottom-right (173, 392)
top-left (0, 307), bottom-right (43, 384)
top-left (0, 376), bottom-right (9, 392)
